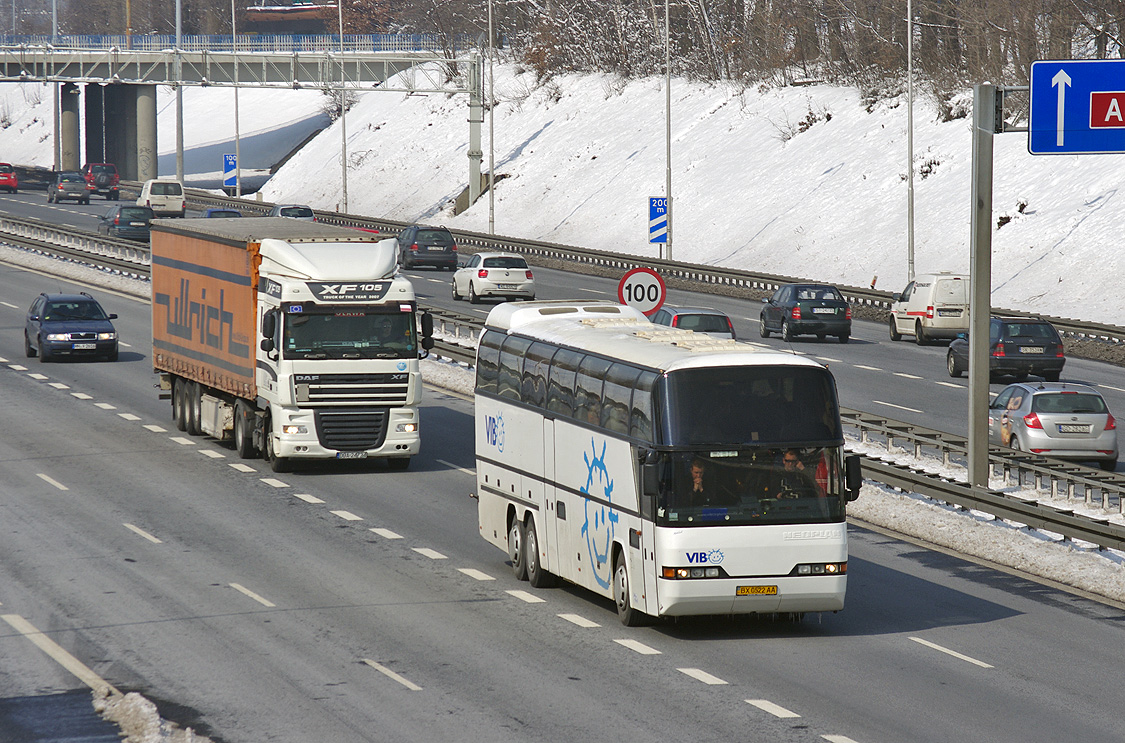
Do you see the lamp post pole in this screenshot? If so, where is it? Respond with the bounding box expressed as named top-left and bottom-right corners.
top-left (906, 0), bottom-right (915, 282)
top-left (175, 0), bottom-right (183, 182)
top-left (232, 0), bottom-right (241, 197)
top-left (338, 0), bottom-right (348, 213)
top-left (488, 0), bottom-right (495, 234)
top-left (664, 0), bottom-right (672, 261)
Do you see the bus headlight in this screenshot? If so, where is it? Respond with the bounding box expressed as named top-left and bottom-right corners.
top-left (794, 562), bottom-right (847, 575)
top-left (662, 566), bottom-right (723, 579)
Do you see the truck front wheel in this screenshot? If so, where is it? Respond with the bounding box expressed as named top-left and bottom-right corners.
top-left (265, 423), bottom-right (290, 473)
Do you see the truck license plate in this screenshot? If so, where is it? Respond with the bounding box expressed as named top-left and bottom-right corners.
top-left (336, 451), bottom-right (368, 459)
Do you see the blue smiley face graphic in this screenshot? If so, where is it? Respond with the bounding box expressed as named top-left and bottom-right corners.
top-left (580, 438), bottom-right (616, 589)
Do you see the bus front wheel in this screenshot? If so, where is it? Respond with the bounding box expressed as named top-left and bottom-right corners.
top-left (508, 518), bottom-right (528, 581)
top-left (614, 554), bottom-right (646, 626)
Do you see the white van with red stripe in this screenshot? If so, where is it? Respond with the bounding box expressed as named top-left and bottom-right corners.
top-left (888, 272), bottom-right (969, 345)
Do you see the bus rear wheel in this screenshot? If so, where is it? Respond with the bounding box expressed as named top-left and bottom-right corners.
top-left (508, 518), bottom-right (527, 581)
top-left (614, 554), bottom-right (646, 626)
top-left (525, 518), bottom-right (556, 588)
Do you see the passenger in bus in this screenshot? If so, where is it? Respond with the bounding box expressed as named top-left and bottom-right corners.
top-left (684, 457), bottom-right (738, 508)
top-left (768, 449), bottom-right (818, 499)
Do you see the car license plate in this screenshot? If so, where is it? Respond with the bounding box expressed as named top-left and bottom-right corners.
top-left (1057, 424), bottom-right (1091, 433)
top-left (128, 221), bottom-right (144, 226)
top-left (937, 308), bottom-right (961, 316)
top-left (498, 283), bottom-right (517, 290)
top-left (811, 307), bottom-right (835, 314)
top-left (1019, 346), bottom-right (1044, 354)
top-left (426, 245), bottom-right (444, 251)
top-left (73, 343), bottom-right (96, 350)
top-left (736, 585), bottom-right (778, 596)
top-left (336, 451), bottom-right (368, 459)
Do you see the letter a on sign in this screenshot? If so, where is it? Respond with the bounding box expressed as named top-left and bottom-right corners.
top-left (1090, 91), bottom-right (1125, 128)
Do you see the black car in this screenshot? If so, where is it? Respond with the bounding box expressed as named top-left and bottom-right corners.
top-left (396, 224), bottom-right (458, 270)
top-left (25, 292), bottom-right (119, 362)
top-left (946, 315), bottom-right (1065, 381)
top-left (97, 205), bottom-right (154, 241)
top-left (759, 283), bottom-right (851, 343)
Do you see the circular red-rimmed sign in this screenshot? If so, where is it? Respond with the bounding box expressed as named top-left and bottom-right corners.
top-left (618, 267), bottom-right (666, 316)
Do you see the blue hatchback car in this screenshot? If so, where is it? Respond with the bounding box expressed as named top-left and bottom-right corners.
top-left (24, 292), bottom-right (119, 362)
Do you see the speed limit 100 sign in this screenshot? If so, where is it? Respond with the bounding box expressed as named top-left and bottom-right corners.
top-left (618, 267), bottom-right (667, 316)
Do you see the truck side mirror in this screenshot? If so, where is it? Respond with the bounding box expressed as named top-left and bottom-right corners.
top-left (420, 311), bottom-right (434, 339)
top-left (261, 310), bottom-right (276, 338)
top-left (260, 337), bottom-right (275, 353)
top-left (845, 454), bottom-right (862, 501)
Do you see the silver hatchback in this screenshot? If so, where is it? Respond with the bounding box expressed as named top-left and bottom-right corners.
top-left (989, 382), bottom-right (1118, 471)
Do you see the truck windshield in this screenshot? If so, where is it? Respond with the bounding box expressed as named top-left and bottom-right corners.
top-left (283, 310), bottom-right (416, 359)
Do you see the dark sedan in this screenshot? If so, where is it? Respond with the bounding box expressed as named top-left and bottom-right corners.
top-left (760, 283), bottom-right (851, 343)
top-left (946, 315), bottom-right (1066, 381)
top-left (24, 292), bottom-right (119, 362)
top-left (97, 205), bottom-right (154, 241)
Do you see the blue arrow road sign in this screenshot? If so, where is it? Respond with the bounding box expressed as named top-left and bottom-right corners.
top-left (1029, 59), bottom-right (1125, 154)
top-left (649, 197), bottom-right (668, 243)
top-left (223, 154), bottom-right (237, 187)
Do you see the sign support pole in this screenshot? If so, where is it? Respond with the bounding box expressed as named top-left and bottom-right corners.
top-left (968, 83), bottom-right (995, 488)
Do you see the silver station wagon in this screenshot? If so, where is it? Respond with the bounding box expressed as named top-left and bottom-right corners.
top-left (989, 382), bottom-right (1118, 471)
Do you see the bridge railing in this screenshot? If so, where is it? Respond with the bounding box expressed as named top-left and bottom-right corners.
top-left (0, 33), bottom-right (475, 54)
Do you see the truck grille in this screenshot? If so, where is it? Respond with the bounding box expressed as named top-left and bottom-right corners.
top-left (314, 409), bottom-right (389, 451)
top-left (294, 373), bottom-right (410, 406)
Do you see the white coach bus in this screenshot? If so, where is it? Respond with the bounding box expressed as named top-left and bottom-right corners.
top-left (475, 300), bottom-right (861, 625)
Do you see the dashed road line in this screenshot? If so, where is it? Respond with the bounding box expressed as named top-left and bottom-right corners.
top-left (505, 589), bottom-right (546, 604)
top-left (37, 473), bottom-right (68, 491)
top-left (260, 478), bottom-right (288, 488)
top-left (94, 402), bottom-right (116, 410)
top-left (118, 413), bottom-right (141, 421)
top-left (457, 568), bottom-right (495, 581)
top-left (27, 373), bottom-right (47, 380)
top-left (370, 527), bottom-right (403, 539)
top-left (229, 463), bottom-right (256, 473)
top-left (678, 667), bottom-right (728, 685)
top-left (815, 356), bottom-right (843, 363)
top-left (362, 659), bottom-right (423, 691)
top-left (614, 638), bottom-right (660, 655)
top-left (331, 510), bottom-right (363, 521)
top-left (169, 436), bottom-right (195, 446)
top-left (199, 450), bottom-right (225, 459)
top-left (935, 381), bottom-right (963, 389)
top-left (893, 372), bottom-right (923, 379)
top-left (123, 523), bottom-right (162, 544)
top-left (71, 392), bottom-right (92, 400)
top-left (293, 493), bottom-right (325, 504)
top-left (746, 699), bottom-right (800, 718)
top-left (0, 301), bottom-right (17, 308)
top-left (1100, 383), bottom-right (1125, 393)
top-left (854, 364), bottom-right (882, 371)
top-left (143, 424), bottom-right (166, 432)
top-left (910, 636), bottom-right (993, 668)
top-left (7, 364), bottom-right (27, 371)
top-left (822, 736), bottom-right (861, 743)
top-left (230, 583), bottom-right (276, 608)
top-left (873, 400), bottom-right (923, 414)
top-left (1, 614), bottom-right (120, 697)
top-left (49, 382), bottom-right (69, 389)
top-left (437, 458), bottom-right (474, 475)
top-left (412, 547), bottom-right (447, 560)
top-left (559, 613), bottom-right (600, 628)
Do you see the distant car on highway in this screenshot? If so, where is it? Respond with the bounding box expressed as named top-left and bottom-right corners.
top-left (0, 162), bottom-right (18, 193)
top-left (203, 207), bottom-right (242, 218)
top-left (47, 171), bottom-right (90, 204)
top-left (24, 291), bottom-right (119, 362)
top-left (650, 306), bottom-right (737, 339)
top-left (81, 162), bottom-right (120, 200)
top-left (97, 205), bottom-right (154, 241)
top-left (397, 224), bottom-right (457, 270)
top-left (451, 252), bottom-right (534, 303)
top-left (267, 204), bottom-right (316, 221)
top-left (947, 316), bottom-right (1065, 381)
top-left (759, 283), bottom-right (851, 343)
top-left (137, 178), bottom-right (186, 217)
top-left (989, 381), bottom-right (1117, 471)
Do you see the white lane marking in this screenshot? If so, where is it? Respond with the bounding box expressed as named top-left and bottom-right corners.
top-left (746, 699), bottom-right (800, 718)
top-left (1099, 383), bottom-right (1125, 393)
top-left (230, 583), bottom-right (276, 608)
top-left (123, 523), bottom-right (162, 544)
top-left (37, 474), bottom-right (68, 491)
top-left (614, 638), bottom-right (661, 655)
top-left (1, 614), bottom-right (120, 697)
top-left (229, 463), bottom-right (255, 473)
top-left (412, 547), bottom-right (447, 560)
top-left (0, 301), bottom-right (17, 308)
top-left (822, 736), bottom-right (862, 743)
top-left (118, 413), bottom-right (141, 421)
top-left (505, 589), bottom-right (546, 604)
top-left (457, 568), bottom-right (495, 581)
top-left (854, 364), bottom-right (882, 371)
top-left (873, 400), bottom-right (923, 414)
top-left (293, 493), bottom-right (325, 504)
top-left (559, 613), bottom-right (600, 628)
top-left (71, 392), bottom-right (92, 399)
top-left (678, 668), bottom-right (728, 685)
top-left (910, 637), bottom-right (993, 668)
top-left (893, 372), bottom-right (923, 379)
top-left (120, 342), bottom-right (132, 348)
top-left (815, 356), bottom-right (843, 363)
top-left (331, 510), bottom-right (363, 521)
top-left (260, 478), bottom-right (288, 488)
top-left (437, 458), bottom-right (474, 475)
top-left (935, 381), bottom-right (963, 389)
top-left (7, 364), bottom-right (27, 371)
top-left (362, 659), bottom-right (423, 691)
top-left (27, 373), bottom-right (48, 380)
top-left (370, 527), bottom-right (403, 539)
top-left (94, 402), bottom-right (116, 410)
top-left (49, 382), bottom-right (69, 389)
top-left (199, 450), bottom-right (225, 459)
top-left (169, 436), bottom-right (195, 446)
top-left (143, 424), bottom-right (165, 432)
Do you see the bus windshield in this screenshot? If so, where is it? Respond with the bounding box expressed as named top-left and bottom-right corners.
top-left (655, 448), bottom-right (845, 527)
top-left (283, 309), bottom-right (416, 359)
top-left (658, 366), bottom-right (841, 446)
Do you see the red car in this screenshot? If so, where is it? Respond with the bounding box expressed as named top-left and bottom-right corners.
top-left (0, 163), bottom-right (18, 193)
top-left (81, 162), bottom-right (119, 200)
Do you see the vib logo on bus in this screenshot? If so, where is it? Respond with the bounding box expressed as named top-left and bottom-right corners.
top-left (686, 549), bottom-right (725, 565)
top-left (580, 438), bottom-right (617, 589)
top-left (483, 411), bottom-right (505, 453)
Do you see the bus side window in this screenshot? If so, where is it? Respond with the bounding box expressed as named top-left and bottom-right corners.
top-left (476, 331), bottom-right (503, 394)
top-left (521, 342), bottom-right (555, 408)
top-left (630, 370), bottom-right (658, 442)
top-left (546, 348), bottom-right (582, 418)
top-left (575, 355), bottom-right (611, 426)
top-left (601, 363), bottom-right (640, 434)
top-left (497, 336), bottom-right (532, 401)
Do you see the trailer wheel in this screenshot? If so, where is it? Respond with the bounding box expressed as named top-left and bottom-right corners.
top-left (234, 401), bottom-right (257, 458)
top-left (172, 378), bottom-right (188, 432)
top-left (186, 381), bottom-right (203, 436)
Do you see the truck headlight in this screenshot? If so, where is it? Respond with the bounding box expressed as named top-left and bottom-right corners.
top-left (282, 424), bottom-right (308, 435)
top-left (396, 422), bottom-right (418, 433)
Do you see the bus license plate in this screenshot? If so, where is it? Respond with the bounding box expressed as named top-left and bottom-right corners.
top-left (736, 585), bottom-right (777, 596)
top-left (73, 343), bottom-right (96, 349)
top-left (336, 451), bottom-right (367, 459)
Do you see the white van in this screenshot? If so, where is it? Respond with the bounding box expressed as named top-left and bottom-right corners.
top-left (137, 179), bottom-right (186, 218)
top-left (889, 272), bottom-right (969, 344)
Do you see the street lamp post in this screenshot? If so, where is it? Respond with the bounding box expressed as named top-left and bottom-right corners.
top-left (487, 0), bottom-right (495, 234)
top-left (232, 0), bottom-right (241, 197)
top-left (338, 0), bottom-right (348, 213)
top-left (906, 0), bottom-right (915, 282)
top-left (664, 0), bottom-right (672, 261)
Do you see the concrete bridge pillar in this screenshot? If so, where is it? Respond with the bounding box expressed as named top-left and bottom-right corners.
top-left (60, 82), bottom-right (81, 171)
top-left (104, 85), bottom-right (131, 178)
top-left (84, 84), bottom-right (105, 165)
top-left (136, 85), bottom-right (158, 181)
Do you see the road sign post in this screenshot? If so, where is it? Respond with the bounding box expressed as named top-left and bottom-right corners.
top-left (618, 267), bottom-right (666, 317)
top-left (649, 197), bottom-right (668, 248)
